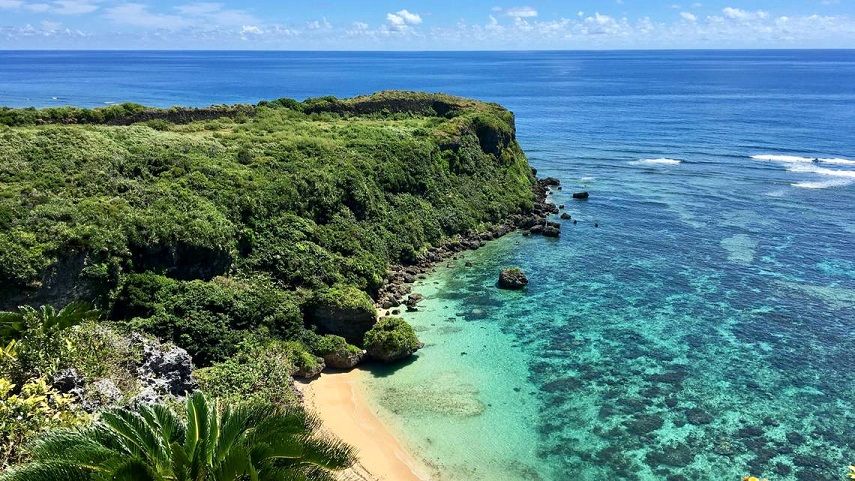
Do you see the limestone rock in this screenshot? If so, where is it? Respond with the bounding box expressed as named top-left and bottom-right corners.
top-left (498, 268), bottom-right (528, 290)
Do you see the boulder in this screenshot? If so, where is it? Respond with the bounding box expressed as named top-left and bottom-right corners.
top-left (498, 268), bottom-right (528, 290)
top-left (406, 293), bottom-right (424, 312)
top-left (294, 357), bottom-right (325, 379)
top-left (323, 349), bottom-right (366, 369)
top-left (52, 367), bottom-right (85, 403)
top-left (541, 177), bottom-right (561, 187)
top-left (542, 226), bottom-right (560, 238)
top-left (86, 379), bottom-right (123, 410)
top-left (307, 284), bottom-right (378, 344)
top-left (137, 337), bottom-right (196, 397)
top-left (364, 317), bottom-right (423, 362)
top-left (572, 191), bottom-right (590, 200)
top-left (560, 213), bottom-right (571, 220)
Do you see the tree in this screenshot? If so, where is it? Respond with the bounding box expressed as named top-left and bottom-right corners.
top-left (1, 392), bottom-right (354, 481)
top-left (0, 302), bottom-right (100, 343)
top-left (0, 302), bottom-right (100, 380)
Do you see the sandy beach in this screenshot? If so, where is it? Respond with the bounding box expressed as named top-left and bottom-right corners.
top-left (299, 369), bottom-right (433, 481)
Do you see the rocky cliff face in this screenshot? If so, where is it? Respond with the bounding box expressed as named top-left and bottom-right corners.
top-left (0, 91), bottom-right (536, 350)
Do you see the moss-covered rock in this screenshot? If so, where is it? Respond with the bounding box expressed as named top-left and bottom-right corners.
top-left (307, 284), bottom-right (377, 344)
top-left (364, 317), bottom-right (422, 362)
top-left (498, 267), bottom-right (528, 290)
top-left (309, 334), bottom-right (365, 369)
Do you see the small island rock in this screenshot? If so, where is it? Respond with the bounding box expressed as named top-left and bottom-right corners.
top-left (572, 191), bottom-right (590, 200)
top-left (364, 317), bottom-right (423, 362)
top-left (498, 267), bottom-right (529, 290)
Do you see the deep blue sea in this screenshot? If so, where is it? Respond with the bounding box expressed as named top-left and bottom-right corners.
top-left (2, 50), bottom-right (853, 481)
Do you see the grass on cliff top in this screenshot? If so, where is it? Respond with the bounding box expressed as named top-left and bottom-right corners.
top-left (0, 91), bottom-right (534, 364)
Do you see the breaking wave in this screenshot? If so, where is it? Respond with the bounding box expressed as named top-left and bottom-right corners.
top-left (629, 158), bottom-right (682, 165)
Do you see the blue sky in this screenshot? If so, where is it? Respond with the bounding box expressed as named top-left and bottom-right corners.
top-left (1, 1), bottom-right (854, 49)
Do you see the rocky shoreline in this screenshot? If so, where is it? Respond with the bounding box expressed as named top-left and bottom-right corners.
top-left (375, 173), bottom-right (561, 311)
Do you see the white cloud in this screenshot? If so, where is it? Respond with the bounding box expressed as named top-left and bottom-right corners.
top-left (103, 2), bottom-right (257, 30)
top-left (386, 9), bottom-right (422, 32)
top-left (25, 3), bottom-right (50, 12)
top-left (307, 18), bottom-right (332, 30)
top-left (240, 24), bottom-right (261, 35)
top-left (680, 12), bottom-right (697, 22)
top-left (51, 0), bottom-right (98, 15)
top-left (0, 0), bottom-right (99, 15)
top-left (0, 0), bottom-right (23, 9)
top-left (722, 7), bottom-right (768, 21)
top-left (504, 6), bottom-right (537, 18)
top-left (104, 3), bottom-right (188, 29)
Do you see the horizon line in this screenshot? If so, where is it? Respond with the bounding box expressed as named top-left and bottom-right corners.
top-left (2, 47), bottom-right (855, 53)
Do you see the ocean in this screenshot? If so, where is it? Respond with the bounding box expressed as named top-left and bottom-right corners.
top-left (2, 50), bottom-right (853, 480)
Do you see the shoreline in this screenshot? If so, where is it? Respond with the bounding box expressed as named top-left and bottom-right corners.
top-left (302, 177), bottom-right (562, 480)
top-left (374, 176), bottom-right (559, 312)
top-left (299, 369), bottom-right (435, 481)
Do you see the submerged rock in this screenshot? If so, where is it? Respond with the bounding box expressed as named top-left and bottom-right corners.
top-left (542, 226), bottom-right (560, 237)
top-left (560, 212), bottom-right (571, 220)
top-left (498, 267), bottom-right (528, 289)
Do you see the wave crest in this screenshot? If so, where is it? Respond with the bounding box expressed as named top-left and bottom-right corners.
top-left (629, 158), bottom-right (682, 165)
top-left (791, 179), bottom-right (855, 189)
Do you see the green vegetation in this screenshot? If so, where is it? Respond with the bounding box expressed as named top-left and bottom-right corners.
top-left (0, 92), bottom-right (534, 473)
top-left (0, 91), bottom-right (534, 366)
top-left (0, 391), bottom-right (354, 481)
top-left (364, 317), bottom-right (422, 362)
top-left (194, 338), bottom-right (298, 407)
top-left (0, 376), bottom-right (89, 468)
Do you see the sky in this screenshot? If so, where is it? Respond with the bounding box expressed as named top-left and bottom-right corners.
top-left (1, 1), bottom-right (854, 50)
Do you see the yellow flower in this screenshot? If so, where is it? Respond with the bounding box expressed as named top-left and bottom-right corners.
top-left (848, 465), bottom-right (854, 480)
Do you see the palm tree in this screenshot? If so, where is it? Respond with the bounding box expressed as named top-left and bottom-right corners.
top-left (1, 392), bottom-right (355, 481)
top-left (0, 302), bottom-right (100, 343)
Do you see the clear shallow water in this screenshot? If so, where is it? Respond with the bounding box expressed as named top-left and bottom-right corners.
top-left (2, 50), bottom-right (854, 480)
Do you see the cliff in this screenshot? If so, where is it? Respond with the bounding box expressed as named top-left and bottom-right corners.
top-left (0, 91), bottom-right (536, 364)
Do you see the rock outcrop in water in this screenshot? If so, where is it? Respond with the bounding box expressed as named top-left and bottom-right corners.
top-left (364, 317), bottom-right (423, 362)
top-left (498, 267), bottom-right (529, 289)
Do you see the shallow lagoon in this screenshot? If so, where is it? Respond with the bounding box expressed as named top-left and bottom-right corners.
top-left (3, 49), bottom-right (853, 481)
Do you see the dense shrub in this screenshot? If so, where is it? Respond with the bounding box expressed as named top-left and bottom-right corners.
top-left (363, 317), bottom-right (422, 362)
top-left (118, 274), bottom-right (303, 365)
top-left (0, 377), bottom-right (89, 468)
top-left (194, 337), bottom-right (299, 407)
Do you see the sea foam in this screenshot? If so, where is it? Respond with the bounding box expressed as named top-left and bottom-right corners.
top-left (751, 154), bottom-right (855, 166)
top-left (818, 157), bottom-right (855, 166)
top-left (791, 179), bottom-right (854, 189)
top-left (787, 164), bottom-right (855, 179)
top-left (629, 158), bottom-right (682, 165)
top-left (750, 154), bottom-right (815, 163)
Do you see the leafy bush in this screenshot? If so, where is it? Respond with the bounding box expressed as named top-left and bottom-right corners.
top-left (59, 321), bottom-right (144, 394)
top-left (194, 337), bottom-right (299, 407)
top-left (308, 284), bottom-right (376, 322)
top-left (118, 274), bottom-right (303, 365)
top-left (0, 377), bottom-right (89, 468)
top-left (363, 317), bottom-right (422, 362)
top-left (306, 333), bottom-right (362, 357)
top-left (0, 303), bottom-right (100, 382)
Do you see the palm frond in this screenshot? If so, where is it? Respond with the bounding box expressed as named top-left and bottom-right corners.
top-left (0, 462), bottom-right (93, 481)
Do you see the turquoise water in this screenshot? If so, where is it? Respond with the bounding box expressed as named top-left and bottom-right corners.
top-left (2, 50), bottom-right (853, 480)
